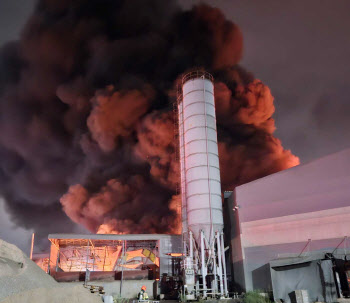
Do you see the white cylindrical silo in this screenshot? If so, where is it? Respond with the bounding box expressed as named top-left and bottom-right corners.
top-left (179, 71), bottom-right (223, 245)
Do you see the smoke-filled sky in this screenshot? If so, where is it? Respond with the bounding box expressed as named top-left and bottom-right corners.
top-left (0, 0), bottom-right (349, 254)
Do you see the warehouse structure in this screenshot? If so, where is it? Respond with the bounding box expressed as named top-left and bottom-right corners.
top-left (46, 234), bottom-right (182, 283)
top-left (226, 148), bottom-right (350, 298)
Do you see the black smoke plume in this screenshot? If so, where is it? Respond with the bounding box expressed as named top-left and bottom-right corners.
top-left (0, 0), bottom-right (298, 240)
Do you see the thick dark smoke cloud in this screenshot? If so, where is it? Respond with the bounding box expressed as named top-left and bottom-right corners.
top-left (0, 0), bottom-right (298, 238)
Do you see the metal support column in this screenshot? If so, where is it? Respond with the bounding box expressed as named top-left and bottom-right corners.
top-left (201, 231), bottom-right (207, 298)
top-left (221, 232), bottom-right (228, 297)
top-left (216, 232), bottom-right (224, 297)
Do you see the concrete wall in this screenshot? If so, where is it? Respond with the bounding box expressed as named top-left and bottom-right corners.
top-left (60, 280), bottom-right (158, 298)
top-left (231, 149), bottom-right (350, 292)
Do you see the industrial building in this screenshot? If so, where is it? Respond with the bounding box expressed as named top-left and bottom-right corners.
top-left (34, 71), bottom-right (350, 301)
top-left (46, 234), bottom-right (181, 281)
top-left (225, 148), bottom-right (350, 301)
top-left (34, 234), bottom-right (181, 298)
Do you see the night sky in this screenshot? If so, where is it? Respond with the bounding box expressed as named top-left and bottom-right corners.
top-left (1, 0), bottom-right (350, 253)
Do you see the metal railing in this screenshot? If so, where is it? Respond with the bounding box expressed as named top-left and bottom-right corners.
top-left (182, 70), bottom-right (214, 85)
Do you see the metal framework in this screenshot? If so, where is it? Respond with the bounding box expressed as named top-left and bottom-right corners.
top-left (48, 237), bottom-right (159, 273)
top-left (44, 234), bottom-right (182, 283)
top-left (181, 70), bottom-right (214, 85)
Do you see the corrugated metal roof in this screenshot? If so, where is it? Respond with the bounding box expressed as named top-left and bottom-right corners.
top-left (48, 233), bottom-right (180, 241)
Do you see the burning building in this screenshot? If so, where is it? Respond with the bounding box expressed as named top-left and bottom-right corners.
top-left (40, 234), bottom-right (182, 298)
top-left (47, 234), bottom-right (182, 281)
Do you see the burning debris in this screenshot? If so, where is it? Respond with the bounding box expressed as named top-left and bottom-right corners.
top-left (0, 0), bottom-right (298, 239)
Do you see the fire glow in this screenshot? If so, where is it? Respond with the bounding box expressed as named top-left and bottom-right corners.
top-left (0, 1), bottom-right (299, 238)
top-left (42, 236), bottom-right (161, 282)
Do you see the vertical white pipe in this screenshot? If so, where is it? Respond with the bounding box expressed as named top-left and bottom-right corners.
top-left (190, 231), bottom-right (193, 259)
top-left (92, 245), bottom-right (95, 271)
top-left (212, 242), bottom-right (218, 296)
top-left (221, 232), bottom-right (228, 296)
top-left (30, 233), bottom-right (35, 260)
top-left (216, 232), bottom-right (224, 296)
top-left (201, 231), bottom-right (207, 298)
top-left (84, 241), bottom-right (90, 286)
top-left (120, 240), bottom-right (125, 296)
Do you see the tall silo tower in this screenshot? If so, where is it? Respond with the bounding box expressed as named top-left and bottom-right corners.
top-left (177, 71), bottom-right (228, 299)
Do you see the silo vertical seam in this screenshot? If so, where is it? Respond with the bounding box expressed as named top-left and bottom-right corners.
top-left (179, 91), bottom-right (187, 240)
top-left (202, 77), bottom-right (214, 244)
